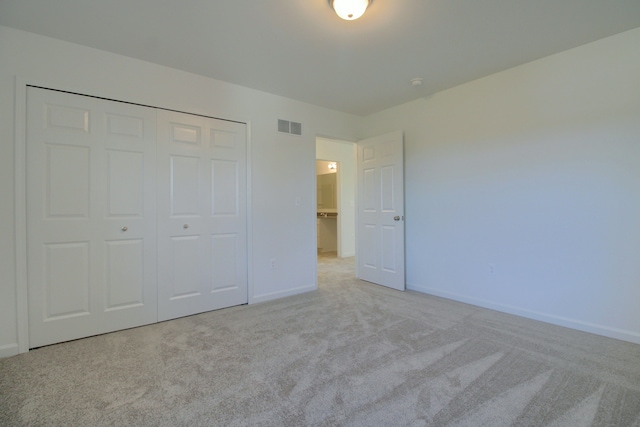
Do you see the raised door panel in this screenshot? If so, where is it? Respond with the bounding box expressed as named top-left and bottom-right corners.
top-left (106, 150), bottom-right (145, 217)
top-left (45, 144), bottom-right (91, 218)
top-left (45, 103), bottom-right (90, 133)
top-left (105, 113), bottom-right (144, 139)
top-left (43, 242), bottom-right (91, 319)
top-left (169, 236), bottom-right (203, 299)
top-left (362, 225), bottom-right (377, 269)
top-left (211, 233), bottom-right (237, 291)
top-left (360, 164), bottom-right (379, 274)
top-left (104, 239), bottom-right (144, 310)
top-left (170, 155), bottom-right (201, 216)
top-left (211, 159), bottom-right (238, 216)
top-left (171, 122), bottom-right (201, 146)
top-left (381, 226), bottom-right (397, 273)
top-left (380, 166), bottom-right (396, 212)
top-left (362, 168), bottom-right (377, 212)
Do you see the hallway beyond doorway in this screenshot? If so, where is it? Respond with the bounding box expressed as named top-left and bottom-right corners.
top-left (317, 252), bottom-right (356, 289)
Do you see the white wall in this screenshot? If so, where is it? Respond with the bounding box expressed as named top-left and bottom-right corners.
top-left (361, 28), bottom-right (640, 344)
top-left (316, 138), bottom-right (356, 257)
top-left (0, 25), bottom-right (359, 357)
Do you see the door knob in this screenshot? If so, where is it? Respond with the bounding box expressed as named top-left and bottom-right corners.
top-left (121, 226), bottom-right (128, 232)
top-left (183, 224), bottom-right (189, 229)
top-left (393, 216), bottom-right (401, 221)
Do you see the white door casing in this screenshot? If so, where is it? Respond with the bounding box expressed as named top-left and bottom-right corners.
top-left (357, 131), bottom-right (405, 290)
top-left (26, 87), bottom-right (158, 348)
top-left (157, 110), bottom-right (248, 321)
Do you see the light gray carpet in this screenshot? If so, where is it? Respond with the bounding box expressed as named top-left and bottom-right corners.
top-left (2, 254), bottom-right (640, 426)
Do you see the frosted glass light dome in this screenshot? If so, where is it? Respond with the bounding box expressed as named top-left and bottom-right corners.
top-left (331, 0), bottom-right (371, 20)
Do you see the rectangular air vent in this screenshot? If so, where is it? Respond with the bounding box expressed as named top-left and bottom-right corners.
top-left (290, 121), bottom-right (302, 135)
top-left (278, 119), bottom-right (290, 133)
top-left (277, 119), bottom-right (302, 136)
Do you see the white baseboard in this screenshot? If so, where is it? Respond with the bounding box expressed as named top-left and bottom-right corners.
top-left (251, 284), bottom-right (317, 304)
top-left (408, 283), bottom-right (640, 345)
top-left (0, 343), bottom-right (20, 359)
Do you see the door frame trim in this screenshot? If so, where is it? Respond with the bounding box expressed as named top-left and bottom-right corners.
top-left (13, 76), bottom-right (29, 354)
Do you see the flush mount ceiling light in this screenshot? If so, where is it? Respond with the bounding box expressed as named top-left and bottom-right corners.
top-left (330, 0), bottom-right (371, 20)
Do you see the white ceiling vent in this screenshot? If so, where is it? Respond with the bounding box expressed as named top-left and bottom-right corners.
top-left (278, 119), bottom-right (302, 136)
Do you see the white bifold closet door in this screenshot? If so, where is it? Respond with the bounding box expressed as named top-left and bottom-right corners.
top-left (26, 87), bottom-right (248, 348)
top-left (27, 87), bottom-right (158, 348)
top-left (156, 110), bottom-right (247, 321)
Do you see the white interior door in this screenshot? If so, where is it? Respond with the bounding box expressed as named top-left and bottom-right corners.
top-left (357, 131), bottom-right (405, 290)
top-left (27, 87), bottom-right (157, 348)
top-left (157, 110), bottom-right (247, 321)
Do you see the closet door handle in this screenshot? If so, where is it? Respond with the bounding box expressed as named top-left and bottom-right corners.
top-left (121, 226), bottom-right (128, 232)
top-left (183, 224), bottom-right (189, 229)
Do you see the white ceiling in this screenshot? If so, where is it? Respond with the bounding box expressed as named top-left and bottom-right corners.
top-left (1, 0), bottom-right (639, 116)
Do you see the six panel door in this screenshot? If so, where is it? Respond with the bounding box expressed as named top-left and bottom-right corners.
top-left (27, 88), bottom-right (158, 347)
top-left (357, 131), bottom-right (405, 290)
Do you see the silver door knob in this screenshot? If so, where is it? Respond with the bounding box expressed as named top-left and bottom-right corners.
top-left (183, 224), bottom-right (189, 229)
top-left (121, 226), bottom-right (128, 232)
top-left (393, 216), bottom-right (400, 221)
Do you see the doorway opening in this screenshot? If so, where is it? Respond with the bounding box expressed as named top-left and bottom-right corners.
top-left (316, 159), bottom-right (338, 256)
top-left (316, 137), bottom-right (357, 285)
